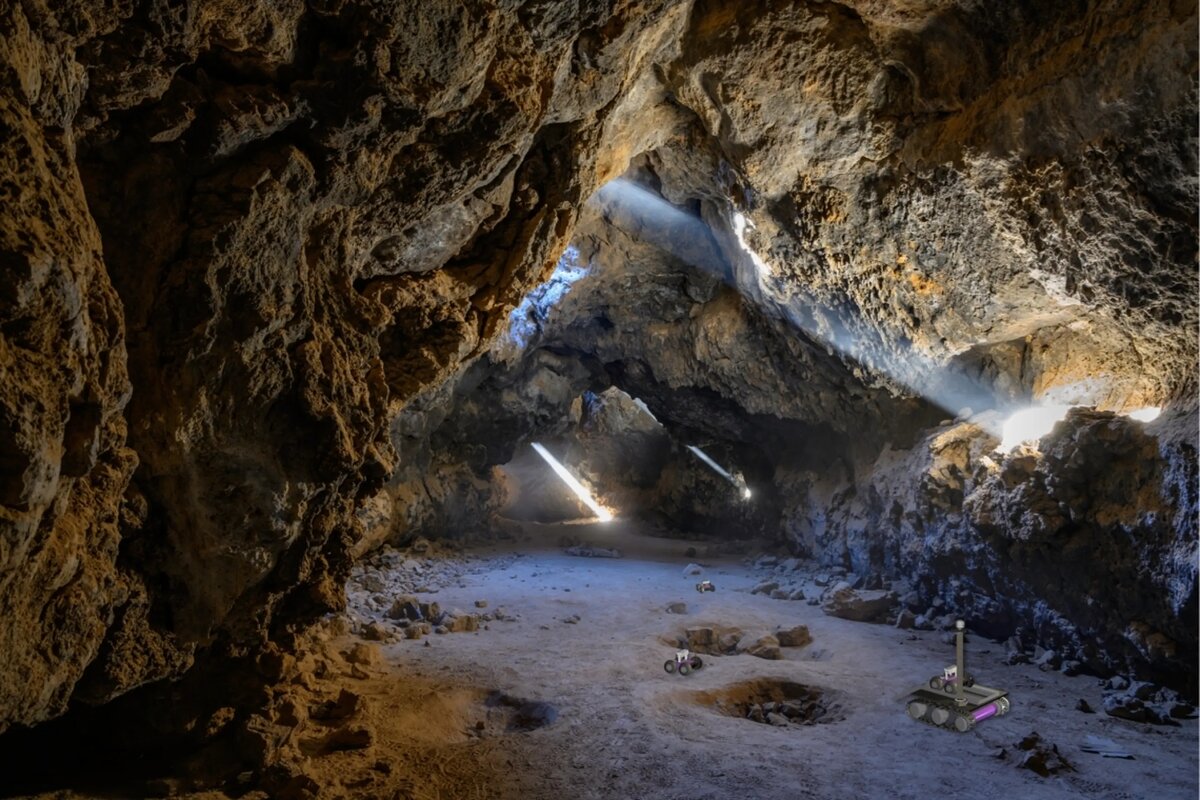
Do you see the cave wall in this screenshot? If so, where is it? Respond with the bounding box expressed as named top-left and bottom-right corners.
top-left (779, 409), bottom-right (1197, 691)
top-left (0, 0), bottom-right (693, 732)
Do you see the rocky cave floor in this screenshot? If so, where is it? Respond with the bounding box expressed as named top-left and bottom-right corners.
top-left (13, 521), bottom-right (1200, 800)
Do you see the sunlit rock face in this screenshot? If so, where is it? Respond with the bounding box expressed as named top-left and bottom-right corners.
top-left (0, 0), bottom-right (1195, 735)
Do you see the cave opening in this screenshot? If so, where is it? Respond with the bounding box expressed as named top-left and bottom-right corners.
top-left (0, 2), bottom-right (1196, 799)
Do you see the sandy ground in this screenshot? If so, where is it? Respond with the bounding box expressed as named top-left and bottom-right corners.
top-left (327, 519), bottom-right (1199, 800)
top-left (9, 518), bottom-right (1194, 800)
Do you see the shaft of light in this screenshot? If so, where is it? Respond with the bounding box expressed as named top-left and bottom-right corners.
top-left (530, 443), bottom-right (614, 522)
top-left (996, 404), bottom-right (1073, 453)
top-left (591, 178), bottom-right (1000, 428)
top-left (1126, 406), bottom-right (1161, 422)
top-left (686, 445), bottom-right (735, 483)
top-left (732, 211), bottom-right (770, 277)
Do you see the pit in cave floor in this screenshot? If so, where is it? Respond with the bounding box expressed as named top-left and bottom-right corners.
top-left (298, 520), bottom-right (1197, 800)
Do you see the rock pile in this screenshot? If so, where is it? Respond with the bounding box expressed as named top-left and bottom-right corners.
top-left (703, 679), bottom-right (842, 728)
top-left (1012, 732), bottom-right (1075, 777)
top-left (668, 624), bottom-right (811, 661)
top-left (1100, 677), bottom-right (1195, 726)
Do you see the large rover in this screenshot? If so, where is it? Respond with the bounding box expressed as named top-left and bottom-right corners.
top-left (903, 620), bottom-right (1011, 732)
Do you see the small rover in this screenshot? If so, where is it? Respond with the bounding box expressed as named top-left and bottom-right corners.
top-left (695, 580), bottom-right (716, 593)
top-left (664, 649), bottom-right (704, 675)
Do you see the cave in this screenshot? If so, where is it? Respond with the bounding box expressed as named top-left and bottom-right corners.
top-left (0, 2), bottom-right (1197, 799)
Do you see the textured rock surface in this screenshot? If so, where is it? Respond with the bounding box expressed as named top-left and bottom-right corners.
top-left (0, 0), bottom-right (1195, 738)
top-left (0, 0), bottom-right (691, 731)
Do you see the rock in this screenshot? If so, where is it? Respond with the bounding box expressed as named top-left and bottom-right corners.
top-left (1128, 680), bottom-right (1158, 701)
top-left (737, 634), bottom-right (782, 660)
top-left (325, 724), bottom-right (375, 751)
top-left (1103, 694), bottom-right (1179, 726)
top-left (1105, 675), bottom-right (1131, 691)
top-left (894, 609), bottom-right (916, 629)
top-left (787, 588), bottom-right (806, 601)
top-left (257, 649), bottom-right (296, 682)
top-left (717, 630), bottom-right (744, 653)
top-left (360, 572), bottom-right (387, 594)
top-left (775, 625), bottom-right (812, 648)
top-left (682, 563), bottom-right (704, 576)
top-left (474, 600), bottom-right (489, 609)
top-left (404, 623), bottom-right (430, 640)
top-left (562, 614), bottom-right (581, 624)
top-left (821, 587), bottom-right (898, 623)
top-left (684, 627), bottom-right (716, 648)
top-left (751, 581), bottom-right (779, 595)
top-left (1035, 649), bottom-right (1062, 671)
top-left (360, 622), bottom-right (392, 642)
top-left (311, 689), bottom-right (363, 722)
top-left (387, 595), bottom-right (423, 621)
top-left (1168, 701), bottom-right (1195, 718)
top-left (1014, 732), bottom-right (1074, 776)
top-left (565, 545), bottom-right (623, 558)
top-left (1075, 699), bottom-right (1095, 713)
top-left (755, 555), bottom-right (778, 568)
top-left (766, 712), bottom-right (789, 727)
top-left (345, 643), bottom-right (382, 667)
top-left (274, 698), bottom-right (305, 727)
top-left (666, 602), bottom-right (688, 614)
top-left (1102, 694), bottom-right (1148, 722)
top-left (419, 601), bottom-right (442, 623)
top-left (770, 589), bottom-right (789, 600)
top-left (1060, 660), bottom-right (1083, 676)
top-left (445, 613), bottom-right (480, 633)
top-left (680, 625), bottom-right (743, 655)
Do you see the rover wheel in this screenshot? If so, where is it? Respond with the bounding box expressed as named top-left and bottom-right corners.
top-left (664, 661), bottom-right (676, 674)
top-left (678, 663), bottom-right (691, 676)
top-left (965, 675), bottom-right (976, 687)
top-left (690, 656), bottom-right (703, 670)
top-left (929, 677), bottom-right (944, 690)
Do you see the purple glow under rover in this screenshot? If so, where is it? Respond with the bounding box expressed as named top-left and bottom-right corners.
top-left (972, 701), bottom-right (1002, 722)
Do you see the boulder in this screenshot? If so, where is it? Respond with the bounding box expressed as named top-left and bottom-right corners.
top-left (1014, 732), bottom-right (1074, 777)
top-left (737, 634), bottom-right (782, 660)
top-left (821, 586), bottom-right (897, 623)
top-left (387, 595), bottom-right (423, 621)
top-left (775, 625), bottom-right (812, 648)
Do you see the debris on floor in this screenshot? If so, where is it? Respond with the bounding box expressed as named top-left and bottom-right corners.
top-left (1013, 732), bottom-right (1075, 776)
top-left (1080, 735), bottom-right (1134, 759)
top-left (564, 544), bottom-right (623, 558)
